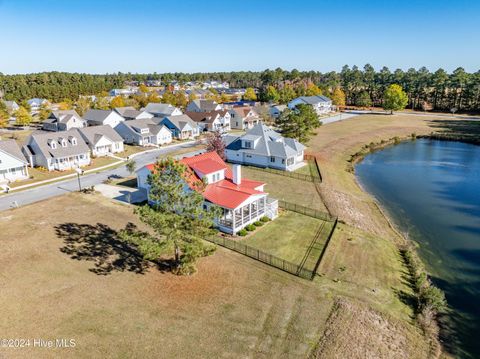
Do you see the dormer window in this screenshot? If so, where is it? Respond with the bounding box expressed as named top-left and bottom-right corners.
top-left (60, 139), bottom-right (68, 147)
top-left (243, 140), bottom-right (252, 149)
top-left (49, 140), bottom-right (57, 149)
top-left (70, 137), bottom-right (77, 146)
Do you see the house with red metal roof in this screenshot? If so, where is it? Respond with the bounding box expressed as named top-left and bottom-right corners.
top-left (136, 151), bottom-right (278, 234)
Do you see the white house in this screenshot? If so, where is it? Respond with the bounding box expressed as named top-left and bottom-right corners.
top-left (79, 125), bottom-right (124, 157)
top-left (229, 106), bottom-right (260, 130)
top-left (157, 115), bottom-right (200, 140)
top-left (42, 110), bottom-right (87, 132)
top-left (288, 95), bottom-right (332, 114)
top-left (2, 100), bottom-right (19, 114)
top-left (83, 109), bottom-right (125, 128)
top-left (225, 123), bottom-right (306, 171)
top-left (22, 129), bottom-right (91, 171)
top-left (142, 103), bottom-right (183, 117)
top-left (109, 88), bottom-right (135, 97)
top-left (186, 99), bottom-right (222, 113)
top-left (114, 118), bottom-right (173, 147)
top-left (27, 98), bottom-right (48, 114)
top-left (136, 151), bottom-right (278, 234)
top-left (184, 110), bottom-right (231, 132)
top-left (114, 107), bottom-right (153, 120)
top-left (0, 140), bottom-right (29, 184)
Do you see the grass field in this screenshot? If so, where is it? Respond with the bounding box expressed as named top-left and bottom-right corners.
top-left (242, 167), bottom-right (329, 212)
top-left (0, 194), bottom-right (333, 358)
top-left (294, 160), bottom-right (320, 177)
top-left (240, 210), bottom-right (330, 271)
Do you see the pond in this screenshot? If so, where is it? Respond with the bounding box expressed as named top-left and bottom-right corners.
top-left (356, 139), bottom-right (480, 358)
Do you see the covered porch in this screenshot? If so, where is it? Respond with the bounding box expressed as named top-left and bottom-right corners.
top-left (217, 196), bottom-right (279, 234)
top-left (52, 154), bottom-right (90, 171)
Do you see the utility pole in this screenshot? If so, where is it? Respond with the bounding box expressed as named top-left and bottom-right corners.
top-left (75, 167), bottom-right (84, 192)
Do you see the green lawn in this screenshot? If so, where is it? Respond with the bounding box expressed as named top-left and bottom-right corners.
top-left (294, 160), bottom-right (320, 178)
top-left (240, 211), bottom-right (330, 271)
top-left (241, 167), bottom-right (329, 212)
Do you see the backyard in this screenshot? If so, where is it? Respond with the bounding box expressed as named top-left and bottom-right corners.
top-left (240, 210), bottom-right (332, 273)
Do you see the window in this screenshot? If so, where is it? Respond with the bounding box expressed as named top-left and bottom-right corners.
top-left (270, 157), bottom-right (275, 163)
top-left (244, 141), bottom-right (251, 148)
top-left (282, 159), bottom-right (285, 164)
top-left (50, 142), bottom-right (57, 149)
top-left (71, 138), bottom-right (77, 146)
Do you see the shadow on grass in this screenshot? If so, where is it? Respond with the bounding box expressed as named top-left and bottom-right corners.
top-left (428, 120), bottom-right (480, 143)
top-left (56, 222), bottom-right (174, 275)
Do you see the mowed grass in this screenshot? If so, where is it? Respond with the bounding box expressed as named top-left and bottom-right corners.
top-left (294, 160), bottom-right (320, 178)
top-left (0, 193), bottom-right (333, 359)
top-left (241, 167), bottom-right (329, 212)
top-left (240, 210), bottom-right (330, 271)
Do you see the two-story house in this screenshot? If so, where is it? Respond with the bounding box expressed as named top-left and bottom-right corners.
top-left (136, 151), bottom-right (278, 234)
top-left (184, 110), bottom-right (231, 132)
top-left (22, 129), bottom-right (91, 171)
top-left (42, 110), bottom-right (87, 132)
top-left (225, 123), bottom-right (306, 171)
top-left (83, 109), bottom-right (125, 128)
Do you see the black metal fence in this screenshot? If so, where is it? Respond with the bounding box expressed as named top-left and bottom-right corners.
top-left (278, 200), bottom-right (334, 222)
top-left (207, 235), bottom-right (315, 280)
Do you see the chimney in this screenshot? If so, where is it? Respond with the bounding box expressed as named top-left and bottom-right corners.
top-left (232, 164), bottom-right (242, 185)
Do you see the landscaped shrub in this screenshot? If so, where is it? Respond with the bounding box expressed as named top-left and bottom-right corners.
top-left (245, 224), bottom-right (256, 231)
top-left (260, 216), bottom-right (270, 222)
top-left (253, 221), bottom-right (263, 227)
top-left (237, 229), bottom-right (248, 236)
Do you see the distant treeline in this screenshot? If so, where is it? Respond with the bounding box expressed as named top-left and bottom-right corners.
top-left (1, 65), bottom-right (479, 112)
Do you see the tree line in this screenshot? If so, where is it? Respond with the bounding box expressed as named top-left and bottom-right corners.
top-left (1, 65), bottom-right (479, 112)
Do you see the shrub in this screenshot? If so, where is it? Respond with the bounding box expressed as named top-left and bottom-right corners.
top-left (260, 216), bottom-right (270, 222)
top-left (245, 224), bottom-right (256, 231)
top-left (253, 221), bottom-right (263, 227)
top-left (237, 229), bottom-right (248, 236)
top-left (393, 136), bottom-right (401, 144)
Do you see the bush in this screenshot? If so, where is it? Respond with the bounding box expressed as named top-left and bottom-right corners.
top-left (260, 216), bottom-right (270, 222)
top-left (245, 224), bottom-right (256, 231)
top-left (253, 221), bottom-right (263, 227)
top-left (237, 229), bottom-right (248, 236)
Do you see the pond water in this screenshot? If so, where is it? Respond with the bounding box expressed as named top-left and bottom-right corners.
top-left (355, 139), bottom-right (480, 358)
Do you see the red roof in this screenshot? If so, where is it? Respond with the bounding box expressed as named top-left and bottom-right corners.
top-left (144, 151), bottom-right (266, 209)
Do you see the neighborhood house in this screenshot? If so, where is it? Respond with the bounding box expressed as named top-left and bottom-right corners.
top-left (137, 151), bottom-right (279, 234)
top-left (158, 115), bottom-right (200, 140)
top-left (79, 125), bottom-right (125, 157)
top-left (225, 123), bottom-right (306, 171)
top-left (22, 129), bottom-right (91, 171)
top-left (42, 110), bottom-right (87, 132)
top-left (186, 99), bottom-right (223, 113)
top-left (288, 95), bottom-right (333, 114)
top-left (142, 103), bottom-right (183, 117)
top-left (83, 109), bottom-right (125, 128)
top-left (114, 118), bottom-right (173, 146)
top-left (114, 106), bottom-right (154, 121)
top-left (184, 110), bottom-right (231, 132)
top-left (229, 106), bottom-right (260, 130)
top-left (0, 139), bottom-right (29, 184)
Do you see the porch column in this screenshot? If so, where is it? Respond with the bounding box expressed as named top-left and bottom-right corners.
top-left (232, 209), bottom-right (236, 231)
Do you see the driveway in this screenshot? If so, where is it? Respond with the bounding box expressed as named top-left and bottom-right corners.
top-left (320, 112), bottom-right (359, 125)
top-left (0, 142), bottom-right (204, 212)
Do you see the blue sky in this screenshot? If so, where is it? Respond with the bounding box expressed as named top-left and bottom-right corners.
top-left (0, 0), bottom-right (479, 74)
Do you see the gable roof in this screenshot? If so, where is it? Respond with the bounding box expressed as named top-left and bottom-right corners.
top-left (0, 139), bottom-right (27, 164)
top-left (226, 123), bottom-right (305, 157)
top-left (189, 99), bottom-right (220, 112)
top-left (143, 103), bottom-right (180, 116)
top-left (159, 114), bottom-right (198, 131)
top-left (46, 110), bottom-right (83, 125)
top-left (83, 109), bottom-right (119, 123)
top-left (79, 125), bottom-right (123, 145)
top-left (144, 151), bottom-right (265, 209)
top-left (113, 106), bottom-right (151, 120)
top-left (292, 95), bottom-right (331, 105)
top-left (27, 129), bottom-right (90, 159)
top-left (120, 118), bottom-right (170, 135)
top-left (184, 110), bottom-right (228, 124)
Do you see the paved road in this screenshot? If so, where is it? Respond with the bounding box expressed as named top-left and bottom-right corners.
top-left (0, 142), bottom-right (204, 212)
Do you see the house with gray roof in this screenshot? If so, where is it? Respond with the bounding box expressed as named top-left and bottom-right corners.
top-left (114, 107), bottom-right (153, 120)
top-left (42, 110), bottom-right (87, 132)
top-left (142, 103), bottom-right (183, 117)
top-left (2, 100), bottom-right (19, 114)
top-left (114, 118), bottom-right (172, 147)
top-left (225, 123), bottom-right (306, 171)
top-left (186, 99), bottom-right (222, 113)
top-left (79, 125), bottom-right (124, 157)
top-left (269, 104), bottom-right (287, 119)
top-left (156, 115), bottom-right (200, 140)
top-left (288, 95), bottom-right (332, 114)
top-left (0, 139), bottom-right (29, 184)
top-left (27, 98), bottom-right (48, 114)
top-left (83, 109), bottom-right (125, 128)
top-left (22, 129), bottom-right (91, 171)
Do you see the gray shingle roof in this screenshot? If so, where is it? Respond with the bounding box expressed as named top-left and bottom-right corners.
top-left (121, 118), bottom-right (169, 135)
top-left (158, 114), bottom-right (197, 131)
top-left (28, 129), bottom-right (90, 159)
top-left (225, 123), bottom-right (305, 158)
top-left (0, 139), bottom-right (27, 164)
top-left (83, 109), bottom-right (115, 123)
top-left (47, 110), bottom-right (84, 124)
top-left (79, 125), bottom-right (123, 146)
top-left (189, 99), bottom-right (220, 112)
top-left (142, 103), bottom-right (179, 116)
top-left (294, 95), bottom-right (331, 105)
